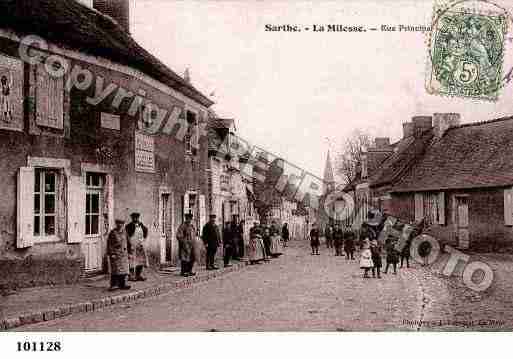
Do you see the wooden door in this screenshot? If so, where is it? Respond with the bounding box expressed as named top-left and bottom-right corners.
top-left (456, 196), bottom-right (469, 249)
top-left (159, 193), bottom-right (173, 263)
top-left (82, 173), bottom-right (104, 272)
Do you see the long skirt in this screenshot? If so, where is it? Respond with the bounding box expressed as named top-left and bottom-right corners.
top-left (248, 235), bottom-right (266, 261)
top-left (270, 235), bottom-right (283, 255)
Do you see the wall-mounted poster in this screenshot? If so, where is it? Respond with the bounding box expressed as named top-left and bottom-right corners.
top-left (0, 55), bottom-right (23, 131)
top-left (135, 131), bottom-right (155, 173)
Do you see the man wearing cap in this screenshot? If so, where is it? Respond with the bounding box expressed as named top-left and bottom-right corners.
top-left (126, 212), bottom-right (149, 281)
top-left (107, 219), bottom-right (131, 290)
top-left (177, 213), bottom-right (197, 276)
top-left (202, 214), bottom-right (221, 270)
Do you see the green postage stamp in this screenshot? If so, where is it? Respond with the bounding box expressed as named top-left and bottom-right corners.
top-left (427, 8), bottom-right (508, 101)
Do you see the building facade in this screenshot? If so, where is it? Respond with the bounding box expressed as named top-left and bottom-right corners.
top-left (0, 0), bottom-right (213, 290)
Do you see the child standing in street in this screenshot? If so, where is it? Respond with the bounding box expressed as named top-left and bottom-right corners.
top-left (310, 224), bottom-right (320, 255)
top-left (370, 239), bottom-right (382, 278)
top-left (359, 238), bottom-right (374, 278)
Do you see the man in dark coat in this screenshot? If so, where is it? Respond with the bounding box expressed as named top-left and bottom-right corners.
top-left (107, 219), bottom-right (131, 290)
top-left (231, 221), bottom-right (242, 260)
top-left (202, 214), bottom-right (221, 270)
top-left (333, 223), bottom-right (344, 256)
top-left (281, 223), bottom-right (290, 247)
top-left (370, 239), bottom-right (383, 278)
top-left (125, 212), bottom-right (149, 281)
top-left (262, 225), bottom-right (272, 258)
top-left (223, 221), bottom-right (235, 267)
top-left (325, 225), bottom-right (333, 249)
top-left (237, 221), bottom-right (245, 258)
top-left (344, 230), bottom-right (355, 260)
top-left (310, 223), bottom-right (320, 255)
top-left (177, 213), bottom-right (197, 276)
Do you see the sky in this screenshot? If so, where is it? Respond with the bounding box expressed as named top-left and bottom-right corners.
top-left (131, 0), bottom-right (513, 180)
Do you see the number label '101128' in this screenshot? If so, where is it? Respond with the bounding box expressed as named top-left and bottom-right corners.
top-left (17, 341), bottom-right (62, 352)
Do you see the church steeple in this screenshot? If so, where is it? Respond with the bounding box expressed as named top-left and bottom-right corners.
top-left (322, 150), bottom-right (335, 194)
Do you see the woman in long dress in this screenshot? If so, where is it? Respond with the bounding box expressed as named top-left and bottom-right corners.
top-left (248, 223), bottom-right (265, 264)
top-left (269, 222), bottom-right (283, 257)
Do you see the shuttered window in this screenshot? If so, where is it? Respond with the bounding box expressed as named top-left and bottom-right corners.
top-left (36, 65), bottom-right (64, 129)
top-left (414, 193), bottom-right (424, 222)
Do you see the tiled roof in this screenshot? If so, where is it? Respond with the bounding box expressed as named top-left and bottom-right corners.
top-left (0, 0), bottom-right (213, 107)
top-left (370, 130), bottom-right (434, 189)
top-left (391, 116), bottom-right (513, 192)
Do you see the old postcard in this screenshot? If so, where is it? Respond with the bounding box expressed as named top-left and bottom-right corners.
top-left (2, 0), bottom-right (513, 349)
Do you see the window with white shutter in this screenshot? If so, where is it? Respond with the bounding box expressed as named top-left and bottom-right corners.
top-left (17, 167), bottom-right (35, 248)
top-left (504, 188), bottom-right (513, 226)
top-left (36, 65), bottom-right (64, 129)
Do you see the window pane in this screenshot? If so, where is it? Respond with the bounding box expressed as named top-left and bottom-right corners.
top-left (92, 174), bottom-right (100, 187)
top-left (44, 216), bottom-right (55, 235)
top-left (44, 194), bottom-right (55, 214)
top-left (86, 173), bottom-right (92, 187)
top-left (91, 215), bottom-right (99, 235)
top-left (34, 216), bottom-right (40, 236)
top-left (45, 172), bottom-right (55, 193)
top-left (91, 194), bottom-right (99, 214)
top-left (86, 194), bottom-right (91, 213)
top-left (85, 215), bottom-right (91, 235)
top-left (34, 171), bottom-right (41, 193)
top-left (34, 194), bottom-right (40, 214)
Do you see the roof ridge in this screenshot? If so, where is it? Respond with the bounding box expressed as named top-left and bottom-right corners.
top-left (449, 115), bottom-right (513, 131)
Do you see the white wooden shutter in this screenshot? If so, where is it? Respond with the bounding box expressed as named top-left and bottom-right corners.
top-left (505, 188), bottom-right (513, 226)
top-left (67, 175), bottom-right (85, 243)
top-left (17, 167), bottom-right (35, 248)
top-left (414, 193), bottom-right (424, 222)
top-left (183, 192), bottom-right (190, 221)
top-left (105, 174), bottom-right (115, 232)
top-left (438, 192), bottom-right (445, 225)
top-left (199, 194), bottom-right (206, 232)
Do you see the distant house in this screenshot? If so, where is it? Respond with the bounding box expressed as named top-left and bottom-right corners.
top-left (390, 115), bottom-right (513, 251)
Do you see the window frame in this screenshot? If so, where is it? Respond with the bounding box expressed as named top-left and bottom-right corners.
top-left (33, 168), bottom-right (60, 242)
top-left (84, 173), bottom-right (105, 238)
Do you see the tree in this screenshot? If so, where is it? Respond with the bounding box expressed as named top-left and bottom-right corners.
top-left (336, 130), bottom-right (373, 184)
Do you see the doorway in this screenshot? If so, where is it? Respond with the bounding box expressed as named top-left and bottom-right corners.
top-left (159, 192), bottom-right (174, 264)
top-left (455, 196), bottom-right (469, 249)
top-left (83, 172), bottom-right (105, 272)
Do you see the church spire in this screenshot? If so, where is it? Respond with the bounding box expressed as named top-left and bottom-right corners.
top-left (322, 150), bottom-right (335, 194)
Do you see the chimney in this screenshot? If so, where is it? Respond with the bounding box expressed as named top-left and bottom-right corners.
top-left (184, 68), bottom-right (191, 84)
top-left (77, 0), bottom-right (94, 7)
top-left (374, 137), bottom-right (391, 150)
top-left (402, 122), bottom-right (414, 138)
top-left (433, 113), bottom-right (460, 139)
top-left (412, 115), bottom-right (432, 137)
top-left (93, 0), bottom-right (130, 33)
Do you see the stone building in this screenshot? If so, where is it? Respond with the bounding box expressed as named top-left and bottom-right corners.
top-left (206, 117), bottom-right (258, 241)
top-left (390, 115), bottom-right (513, 251)
top-left (0, 0), bottom-right (213, 289)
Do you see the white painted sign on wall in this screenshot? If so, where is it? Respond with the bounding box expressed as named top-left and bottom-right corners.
top-left (101, 112), bottom-right (120, 130)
